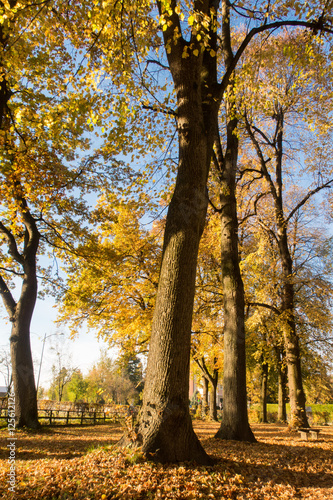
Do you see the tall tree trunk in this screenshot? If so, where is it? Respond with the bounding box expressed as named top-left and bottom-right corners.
top-left (213, 110), bottom-right (254, 440)
top-left (261, 361), bottom-right (268, 423)
top-left (245, 108), bottom-right (308, 429)
top-left (279, 233), bottom-right (308, 428)
top-left (209, 372), bottom-right (218, 422)
top-left (274, 112), bottom-right (308, 428)
top-left (137, 166), bottom-right (211, 462)
top-left (0, 199), bottom-right (40, 428)
top-left (214, 0), bottom-right (255, 442)
top-left (214, 134), bottom-right (255, 440)
top-left (276, 347), bottom-right (288, 423)
top-left (202, 376), bottom-right (209, 418)
top-left (135, 1), bottom-right (220, 464)
top-left (136, 56), bottom-right (215, 465)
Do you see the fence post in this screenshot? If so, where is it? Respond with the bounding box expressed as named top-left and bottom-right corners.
top-left (49, 410), bottom-right (52, 425)
top-left (66, 411), bottom-right (70, 425)
top-left (81, 411), bottom-right (84, 425)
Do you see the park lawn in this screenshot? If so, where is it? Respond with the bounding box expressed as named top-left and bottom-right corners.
top-left (250, 404), bottom-right (333, 424)
top-left (0, 421), bottom-right (332, 499)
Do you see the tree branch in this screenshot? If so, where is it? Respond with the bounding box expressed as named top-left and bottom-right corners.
top-left (286, 179), bottom-right (333, 223)
top-left (247, 301), bottom-right (281, 316)
top-left (0, 221), bottom-right (23, 265)
top-left (142, 104), bottom-right (177, 116)
top-left (0, 273), bottom-right (17, 319)
top-left (217, 19), bottom-right (333, 101)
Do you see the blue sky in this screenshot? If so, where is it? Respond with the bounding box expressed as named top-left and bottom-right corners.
top-left (0, 295), bottom-right (108, 390)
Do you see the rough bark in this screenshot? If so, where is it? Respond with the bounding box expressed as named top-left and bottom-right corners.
top-left (279, 246), bottom-right (308, 428)
top-left (137, 126), bottom-right (212, 462)
top-left (0, 207), bottom-right (40, 428)
top-left (135, 1), bottom-right (221, 464)
top-left (214, 1), bottom-right (255, 442)
top-left (10, 320), bottom-right (39, 428)
top-left (214, 145), bottom-right (255, 440)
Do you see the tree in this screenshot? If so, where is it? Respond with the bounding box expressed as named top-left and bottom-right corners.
top-left (39, 0), bottom-right (333, 459)
top-left (58, 195), bottom-right (161, 355)
top-left (0, 347), bottom-right (11, 388)
top-left (0, 0), bottom-right (82, 427)
top-left (242, 189), bottom-right (333, 420)
top-left (0, 0), bottom-right (143, 427)
top-left (85, 351), bottom-right (139, 405)
top-left (241, 31), bottom-right (333, 427)
top-left (48, 338), bottom-right (77, 402)
top-left (193, 356), bottom-right (219, 421)
top-left (66, 370), bottom-right (89, 403)
top-left (62, 1), bottom-right (332, 461)
top-left (119, 353), bottom-right (144, 397)
top-left (138, 1), bottom-right (333, 457)
top-left (209, 5), bottom-right (257, 440)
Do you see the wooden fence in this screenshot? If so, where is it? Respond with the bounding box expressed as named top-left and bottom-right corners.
top-left (37, 408), bottom-right (111, 425)
top-left (0, 399), bottom-right (130, 425)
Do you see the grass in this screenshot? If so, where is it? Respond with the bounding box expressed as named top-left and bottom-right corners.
top-left (248, 403), bottom-right (333, 424)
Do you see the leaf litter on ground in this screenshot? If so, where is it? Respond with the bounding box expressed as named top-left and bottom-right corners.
top-left (0, 421), bottom-right (332, 499)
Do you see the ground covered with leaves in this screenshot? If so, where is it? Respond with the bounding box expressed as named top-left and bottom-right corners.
top-left (0, 421), bottom-right (332, 499)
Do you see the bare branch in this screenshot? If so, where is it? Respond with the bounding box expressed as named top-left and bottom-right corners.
top-left (142, 103), bottom-right (177, 116)
top-left (145, 59), bottom-right (169, 71)
top-left (286, 179), bottom-right (333, 223)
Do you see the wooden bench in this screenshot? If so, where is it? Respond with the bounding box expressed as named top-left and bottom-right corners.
top-left (298, 428), bottom-right (320, 441)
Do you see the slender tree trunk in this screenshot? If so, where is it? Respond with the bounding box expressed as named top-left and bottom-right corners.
top-left (278, 368), bottom-right (288, 423)
top-left (261, 361), bottom-right (268, 423)
top-left (216, 171), bottom-right (255, 441)
top-left (275, 346), bottom-right (287, 423)
top-left (245, 108), bottom-right (308, 429)
top-left (194, 357), bottom-right (218, 421)
top-left (277, 208), bottom-right (308, 427)
top-left (202, 376), bottom-right (209, 418)
top-left (214, 0), bottom-right (255, 442)
top-left (215, 145), bottom-right (255, 440)
top-left (209, 373), bottom-right (218, 422)
top-left (214, 111), bottom-right (255, 441)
